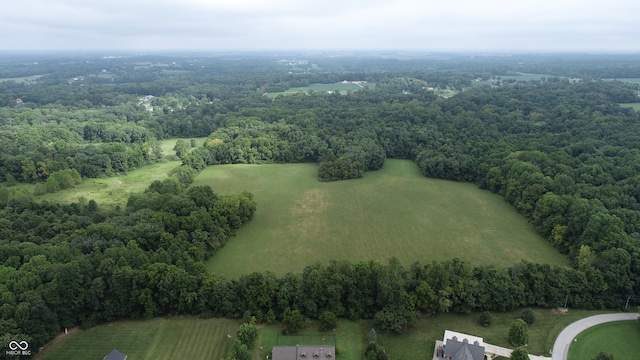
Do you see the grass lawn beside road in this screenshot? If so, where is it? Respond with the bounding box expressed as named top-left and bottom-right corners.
top-left (568, 320), bottom-right (640, 360)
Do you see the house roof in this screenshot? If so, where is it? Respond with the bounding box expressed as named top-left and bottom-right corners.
top-left (104, 349), bottom-right (127, 360)
top-left (272, 345), bottom-right (335, 360)
top-left (444, 337), bottom-right (485, 360)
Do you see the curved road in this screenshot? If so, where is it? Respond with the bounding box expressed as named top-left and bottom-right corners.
top-left (551, 313), bottom-right (638, 360)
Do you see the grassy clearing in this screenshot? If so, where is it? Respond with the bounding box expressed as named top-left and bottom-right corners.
top-left (0, 74), bottom-right (45, 84)
top-left (499, 73), bottom-right (559, 81)
top-left (33, 138), bottom-right (205, 209)
top-left (433, 87), bottom-right (458, 98)
top-left (620, 103), bottom-right (640, 111)
top-left (35, 317), bottom-right (242, 360)
top-left (197, 159), bottom-right (568, 278)
top-left (605, 78), bottom-right (640, 85)
top-left (265, 82), bottom-right (376, 98)
top-left (568, 320), bottom-right (640, 360)
top-left (37, 161), bottom-right (180, 209)
top-left (158, 137), bottom-right (207, 157)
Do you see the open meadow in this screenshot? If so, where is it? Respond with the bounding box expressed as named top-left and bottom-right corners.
top-left (605, 78), bottom-right (640, 85)
top-left (197, 159), bottom-right (568, 277)
top-left (36, 160), bottom-right (180, 209)
top-left (620, 103), bottom-right (640, 111)
top-left (0, 74), bottom-right (45, 84)
top-left (33, 138), bottom-right (205, 209)
top-left (265, 82), bottom-right (376, 98)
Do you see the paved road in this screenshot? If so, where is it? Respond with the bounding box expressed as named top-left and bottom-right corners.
top-left (551, 313), bottom-right (638, 360)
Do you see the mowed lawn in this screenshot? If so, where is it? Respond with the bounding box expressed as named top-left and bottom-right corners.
top-left (35, 309), bottom-right (614, 360)
top-left (196, 159), bottom-right (568, 277)
top-left (35, 317), bottom-right (242, 360)
top-left (568, 320), bottom-right (640, 360)
top-left (381, 308), bottom-right (615, 358)
top-left (257, 320), bottom-right (363, 360)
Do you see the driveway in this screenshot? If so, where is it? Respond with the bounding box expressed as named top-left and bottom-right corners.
top-left (551, 313), bottom-right (638, 360)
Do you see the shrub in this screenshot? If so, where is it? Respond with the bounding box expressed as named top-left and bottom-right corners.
top-left (319, 311), bottom-right (337, 331)
top-left (282, 308), bottom-right (307, 334)
top-left (508, 319), bottom-right (529, 346)
top-left (236, 323), bottom-right (258, 348)
top-left (510, 346), bottom-right (529, 360)
top-left (479, 311), bottom-right (492, 326)
top-left (520, 308), bottom-right (536, 325)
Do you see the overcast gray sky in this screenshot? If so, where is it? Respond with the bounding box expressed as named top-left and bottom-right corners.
top-left (2, 0), bottom-right (639, 52)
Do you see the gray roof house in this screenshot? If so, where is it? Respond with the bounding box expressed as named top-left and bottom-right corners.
top-left (443, 337), bottom-right (485, 360)
top-left (104, 349), bottom-right (127, 360)
top-left (272, 345), bottom-right (335, 360)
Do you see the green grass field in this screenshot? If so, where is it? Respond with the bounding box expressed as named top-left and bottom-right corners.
top-left (257, 320), bottom-right (363, 360)
top-left (36, 309), bottom-right (613, 360)
top-left (605, 78), bottom-right (640, 85)
top-left (0, 74), bottom-right (45, 84)
top-left (34, 138), bottom-right (205, 209)
top-left (265, 82), bottom-right (376, 98)
top-left (620, 103), bottom-right (640, 111)
top-left (381, 308), bottom-right (615, 358)
top-left (433, 87), bottom-right (459, 98)
top-left (197, 159), bottom-right (568, 277)
top-left (35, 317), bottom-right (242, 360)
top-left (568, 320), bottom-right (640, 360)
top-left (499, 72), bottom-right (559, 81)
top-left (36, 161), bottom-right (181, 208)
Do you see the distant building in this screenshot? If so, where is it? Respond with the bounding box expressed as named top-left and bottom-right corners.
top-left (103, 349), bottom-right (127, 360)
top-left (272, 345), bottom-right (335, 360)
top-left (15, 98), bottom-right (23, 104)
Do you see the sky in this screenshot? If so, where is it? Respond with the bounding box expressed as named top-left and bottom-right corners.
top-left (2, 0), bottom-right (639, 52)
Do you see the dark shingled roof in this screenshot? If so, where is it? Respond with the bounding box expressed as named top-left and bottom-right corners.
top-left (272, 345), bottom-right (336, 360)
top-left (104, 349), bottom-right (127, 360)
top-left (444, 337), bottom-right (485, 360)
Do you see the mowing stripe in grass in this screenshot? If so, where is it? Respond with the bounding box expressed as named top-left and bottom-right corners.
top-left (567, 320), bottom-right (640, 360)
top-left (35, 317), bottom-right (242, 360)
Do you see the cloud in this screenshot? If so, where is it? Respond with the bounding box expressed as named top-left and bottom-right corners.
top-left (1, 0), bottom-right (639, 51)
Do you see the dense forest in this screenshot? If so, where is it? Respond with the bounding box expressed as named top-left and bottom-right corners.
top-left (1, 52), bottom-right (640, 357)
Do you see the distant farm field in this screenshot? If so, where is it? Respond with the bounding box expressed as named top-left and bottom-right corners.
top-left (197, 159), bottom-right (568, 277)
top-left (620, 103), bottom-right (640, 111)
top-left (499, 72), bottom-right (559, 81)
top-left (265, 81), bottom-right (376, 98)
top-left (0, 74), bottom-right (45, 84)
top-left (35, 317), bottom-right (242, 360)
top-left (605, 78), bottom-right (640, 85)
